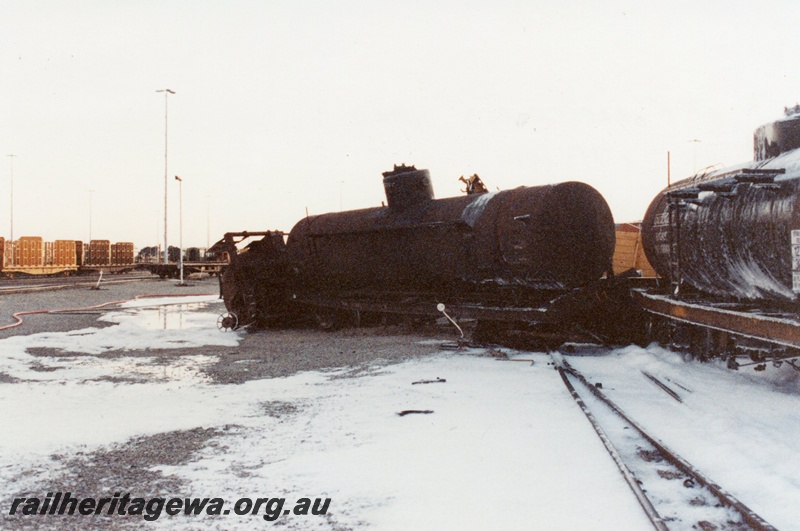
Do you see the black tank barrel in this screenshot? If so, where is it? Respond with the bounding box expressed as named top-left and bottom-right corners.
top-left (287, 168), bottom-right (615, 295)
top-left (642, 108), bottom-right (800, 302)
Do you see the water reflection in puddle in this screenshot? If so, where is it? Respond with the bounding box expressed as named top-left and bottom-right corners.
top-left (5, 296), bottom-right (239, 383)
top-left (127, 302), bottom-right (212, 331)
top-left (106, 355), bottom-right (214, 384)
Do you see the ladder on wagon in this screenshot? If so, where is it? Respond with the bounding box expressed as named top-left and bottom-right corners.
top-left (666, 193), bottom-right (687, 298)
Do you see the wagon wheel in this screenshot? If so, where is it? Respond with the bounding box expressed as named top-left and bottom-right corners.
top-left (314, 308), bottom-right (361, 330)
top-left (217, 312), bottom-right (239, 331)
top-left (221, 267), bottom-right (253, 325)
top-left (315, 308), bottom-right (339, 330)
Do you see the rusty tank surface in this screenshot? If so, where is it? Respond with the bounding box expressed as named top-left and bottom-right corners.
top-left (286, 165), bottom-right (616, 301)
top-left (641, 107), bottom-right (800, 303)
top-left (216, 164), bottom-right (618, 332)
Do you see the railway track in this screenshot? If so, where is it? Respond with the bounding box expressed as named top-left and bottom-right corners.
top-left (550, 351), bottom-right (776, 530)
top-left (0, 272), bottom-right (158, 295)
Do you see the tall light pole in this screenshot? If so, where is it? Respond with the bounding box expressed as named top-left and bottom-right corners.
top-left (175, 175), bottom-right (185, 285)
top-left (6, 154), bottom-right (15, 265)
top-left (88, 189), bottom-right (95, 242)
top-left (156, 88), bottom-right (175, 264)
top-left (206, 194), bottom-right (211, 249)
top-left (689, 138), bottom-right (702, 172)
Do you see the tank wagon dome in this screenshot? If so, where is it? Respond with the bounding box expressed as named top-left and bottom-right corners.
top-left (642, 106), bottom-right (800, 302)
top-left (754, 105), bottom-right (800, 161)
top-left (381, 164), bottom-right (435, 210)
top-left (286, 166), bottom-right (615, 297)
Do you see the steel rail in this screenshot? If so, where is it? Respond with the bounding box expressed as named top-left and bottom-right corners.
top-left (550, 352), bottom-right (668, 530)
top-left (555, 354), bottom-right (777, 531)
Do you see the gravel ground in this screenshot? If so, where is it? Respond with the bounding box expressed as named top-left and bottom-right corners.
top-left (1, 274), bottom-right (459, 384)
top-left (205, 324), bottom-right (457, 384)
top-left (1, 275), bottom-right (464, 530)
top-left (3, 428), bottom-right (226, 531)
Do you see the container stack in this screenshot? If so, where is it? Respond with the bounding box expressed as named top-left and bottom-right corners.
top-left (54, 240), bottom-right (78, 267)
top-left (88, 240), bottom-right (111, 266)
top-left (185, 247), bottom-right (202, 262)
top-left (0, 236), bottom-right (133, 274)
top-left (19, 237), bottom-right (44, 267)
top-left (111, 242), bottom-right (134, 265)
top-left (75, 240), bottom-right (84, 266)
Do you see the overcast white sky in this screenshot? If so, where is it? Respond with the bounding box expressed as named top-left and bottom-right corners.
top-left (1, 0), bottom-right (799, 249)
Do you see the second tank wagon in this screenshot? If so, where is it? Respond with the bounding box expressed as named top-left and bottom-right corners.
top-left (641, 107), bottom-right (800, 303)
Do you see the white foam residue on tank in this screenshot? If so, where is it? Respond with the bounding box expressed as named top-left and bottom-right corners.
top-left (728, 258), bottom-right (795, 301)
top-left (767, 148), bottom-right (800, 182)
top-left (460, 191), bottom-right (499, 227)
top-left (709, 196), bottom-right (794, 301)
top-left (754, 261), bottom-right (793, 300)
top-left (691, 122), bottom-right (800, 184)
top-left (697, 191), bottom-right (715, 201)
top-left (775, 104), bottom-right (800, 121)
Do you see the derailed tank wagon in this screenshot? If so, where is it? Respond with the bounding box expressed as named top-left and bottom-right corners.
top-left (288, 166), bottom-right (615, 303)
top-left (218, 165), bottom-right (634, 343)
top-left (638, 106), bottom-right (800, 370)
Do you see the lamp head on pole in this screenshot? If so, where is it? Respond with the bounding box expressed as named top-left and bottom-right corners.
top-left (175, 175), bottom-right (182, 182)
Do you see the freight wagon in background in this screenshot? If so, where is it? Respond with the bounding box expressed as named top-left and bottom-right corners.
top-left (142, 245), bottom-right (228, 279)
top-left (0, 236), bottom-right (77, 276)
top-left (613, 222), bottom-right (657, 279)
top-left (0, 237), bottom-right (137, 277)
top-left (82, 240), bottom-right (136, 269)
